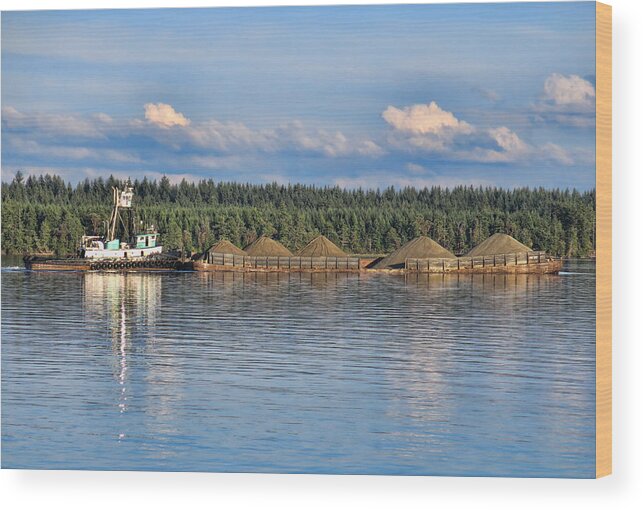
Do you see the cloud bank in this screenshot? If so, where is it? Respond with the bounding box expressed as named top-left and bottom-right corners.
top-left (2, 82), bottom-right (591, 188)
top-left (381, 101), bottom-right (573, 166)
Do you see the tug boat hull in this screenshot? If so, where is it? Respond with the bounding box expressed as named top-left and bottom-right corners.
top-left (23, 256), bottom-right (182, 272)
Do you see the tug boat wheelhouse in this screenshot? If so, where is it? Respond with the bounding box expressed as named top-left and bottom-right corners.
top-left (24, 185), bottom-right (181, 271)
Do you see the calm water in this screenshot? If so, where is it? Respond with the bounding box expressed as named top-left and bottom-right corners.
top-left (1, 256), bottom-right (596, 477)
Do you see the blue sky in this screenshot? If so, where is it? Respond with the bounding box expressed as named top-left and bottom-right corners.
top-left (1, 2), bottom-right (596, 189)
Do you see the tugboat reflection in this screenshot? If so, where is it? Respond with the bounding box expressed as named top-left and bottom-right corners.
top-left (83, 273), bottom-right (161, 431)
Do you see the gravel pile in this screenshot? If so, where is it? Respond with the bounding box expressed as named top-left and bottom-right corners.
top-left (297, 235), bottom-right (348, 257)
top-left (373, 236), bottom-right (456, 269)
top-left (466, 233), bottom-right (531, 256)
top-left (243, 236), bottom-right (294, 256)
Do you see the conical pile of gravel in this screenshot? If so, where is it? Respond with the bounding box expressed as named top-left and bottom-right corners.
top-left (373, 236), bottom-right (456, 269)
top-left (297, 235), bottom-right (348, 257)
top-left (243, 236), bottom-right (293, 256)
top-left (206, 239), bottom-right (247, 255)
top-left (466, 233), bottom-right (531, 256)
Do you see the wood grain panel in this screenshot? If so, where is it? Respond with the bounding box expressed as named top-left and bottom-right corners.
top-left (596, 1), bottom-right (612, 479)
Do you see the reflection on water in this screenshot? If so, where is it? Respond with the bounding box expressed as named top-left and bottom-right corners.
top-left (1, 258), bottom-right (595, 476)
top-left (83, 274), bottom-right (162, 435)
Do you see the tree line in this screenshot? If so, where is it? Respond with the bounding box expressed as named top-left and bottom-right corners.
top-left (1, 172), bottom-right (596, 257)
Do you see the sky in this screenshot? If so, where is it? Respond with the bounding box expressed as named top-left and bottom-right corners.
top-left (1, 2), bottom-right (597, 190)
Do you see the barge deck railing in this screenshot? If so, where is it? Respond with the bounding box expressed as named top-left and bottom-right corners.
top-left (405, 251), bottom-right (551, 272)
top-left (205, 252), bottom-right (361, 270)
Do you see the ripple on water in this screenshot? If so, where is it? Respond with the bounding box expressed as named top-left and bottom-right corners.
top-left (1, 257), bottom-right (596, 476)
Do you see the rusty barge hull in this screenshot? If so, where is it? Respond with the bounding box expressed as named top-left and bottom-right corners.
top-left (404, 251), bottom-right (562, 274)
top-left (193, 251), bottom-right (563, 275)
top-left (192, 261), bottom-right (361, 273)
top-left (404, 259), bottom-right (563, 274)
top-left (192, 260), bottom-right (562, 275)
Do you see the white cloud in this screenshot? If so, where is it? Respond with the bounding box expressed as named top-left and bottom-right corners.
top-left (277, 122), bottom-right (385, 158)
top-left (543, 73), bottom-right (595, 108)
top-left (538, 143), bottom-right (575, 166)
top-left (356, 140), bottom-right (386, 157)
top-left (5, 136), bottom-right (142, 164)
top-left (183, 119), bottom-right (272, 151)
top-left (406, 163), bottom-right (428, 175)
top-left (7, 137), bottom-right (93, 160)
top-left (93, 112), bottom-right (114, 125)
top-left (464, 127), bottom-right (572, 166)
top-left (489, 126), bottom-right (530, 155)
top-left (144, 102), bottom-right (191, 128)
top-left (382, 101), bottom-right (473, 137)
top-left (533, 73), bottom-right (596, 127)
top-left (472, 86), bottom-right (500, 103)
top-left (383, 102), bottom-right (475, 154)
top-left (1, 106), bottom-right (25, 122)
top-left (181, 118), bottom-right (384, 158)
top-left (2, 106), bottom-right (107, 139)
top-left (532, 112), bottom-right (595, 128)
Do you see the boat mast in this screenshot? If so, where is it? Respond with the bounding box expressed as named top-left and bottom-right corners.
top-left (108, 186), bottom-right (119, 241)
top-left (107, 185), bottom-right (134, 242)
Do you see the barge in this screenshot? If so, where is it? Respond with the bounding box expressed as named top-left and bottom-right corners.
top-left (192, 250), bottom-right (562, 275)
top-left (193, 253), bottom-right (362, 273)
top-left (404, 251), bottom-right (563, 274)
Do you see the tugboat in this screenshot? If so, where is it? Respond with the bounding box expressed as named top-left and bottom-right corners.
top-left (24, 185), bottom-right (182, 271)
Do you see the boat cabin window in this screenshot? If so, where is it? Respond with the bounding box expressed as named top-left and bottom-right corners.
top-left (135, 234), bottom-right (156, 248)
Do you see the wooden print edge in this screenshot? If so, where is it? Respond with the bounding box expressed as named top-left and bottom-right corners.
top-left (595, 1), bottom-right (612, 479)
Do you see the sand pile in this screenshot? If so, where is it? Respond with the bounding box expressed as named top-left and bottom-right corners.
top-left (206, 239), bottom-right (247, 256)
top-left (243, 236), bottom-right (293, 256)
top-left (297, 235), bottom-right (348, 257)
top-left (466, 233), bottom-right (531, 256)
top-left (373, 236), bottom-right (456, 269)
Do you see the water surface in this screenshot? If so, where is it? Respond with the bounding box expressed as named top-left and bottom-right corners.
top-left (1, 257), bottom-right (596, 476)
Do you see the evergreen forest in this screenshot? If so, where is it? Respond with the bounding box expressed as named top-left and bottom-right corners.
top-left (1, 172), bottom-right (596, 257)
